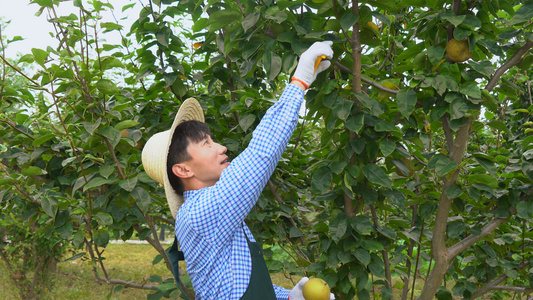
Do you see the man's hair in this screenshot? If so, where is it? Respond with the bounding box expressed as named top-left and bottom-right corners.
top-left (166, 120), bottom-right (211, 195)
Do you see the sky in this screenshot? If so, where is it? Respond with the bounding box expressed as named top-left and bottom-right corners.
top-left (0, 0), bottom-right (142, 59)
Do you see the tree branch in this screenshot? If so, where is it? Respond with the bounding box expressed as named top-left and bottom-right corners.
top-left (486, 40), bottom-right (533, 91)
top-left (440, 114), bottom-right (454, 153)
top-left (471, 260), bottom-right (529, 299)
top-left (448, 207), bottom-right (516, 258)
top-left (334, 61), bottom-right (399, 94)
top-left (94, 275), bottom-right (156, 289)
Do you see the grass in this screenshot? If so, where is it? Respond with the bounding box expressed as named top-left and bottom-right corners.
top-left (0, 242), bottom-right (298, 300)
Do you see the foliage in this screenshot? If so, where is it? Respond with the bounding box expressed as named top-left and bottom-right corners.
top-left (1, 0), bottom-right (533, 299)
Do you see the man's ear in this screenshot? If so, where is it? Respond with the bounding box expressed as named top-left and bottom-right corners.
top-left (172, 163), bottom-right (193, 179)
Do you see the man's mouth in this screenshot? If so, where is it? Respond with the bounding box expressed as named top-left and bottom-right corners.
top-left (221, 157), bottom-right (230, 165)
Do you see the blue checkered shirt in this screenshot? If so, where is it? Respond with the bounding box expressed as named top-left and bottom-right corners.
top-left (175, 84), bottom-right (304, 300)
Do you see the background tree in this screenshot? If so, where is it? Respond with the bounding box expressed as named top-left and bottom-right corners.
top-left (1, 0), bottom-right (532, 299)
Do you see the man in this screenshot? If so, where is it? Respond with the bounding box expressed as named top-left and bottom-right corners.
top-left (142, 41), bottom-right (334, 299)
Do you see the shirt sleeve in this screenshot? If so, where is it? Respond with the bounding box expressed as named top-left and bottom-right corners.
top-left (190, 84), bottom-right (304, 244)
top-left (274, 284), bottom-right (291, 300)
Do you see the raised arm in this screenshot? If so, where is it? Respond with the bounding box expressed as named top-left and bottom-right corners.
top-left (192, 41), bottom-right (334, 243)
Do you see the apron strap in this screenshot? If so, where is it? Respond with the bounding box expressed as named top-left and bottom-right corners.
top-left (168, 237), bottom-right (191, 300)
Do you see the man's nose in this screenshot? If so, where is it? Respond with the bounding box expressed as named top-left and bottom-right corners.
top-left (217, 143), bottom-right (227, 154)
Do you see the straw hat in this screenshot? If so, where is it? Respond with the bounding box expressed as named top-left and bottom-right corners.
top-left (141, 98), bottom-right (205, 219)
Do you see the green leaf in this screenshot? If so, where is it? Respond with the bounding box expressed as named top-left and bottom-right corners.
top-left (419, 201), bottom-right (438, 219)
top-left (100, 22), bottom-right (123, 32)
top-left (331, 217), bottom-right (348, 242)
top-left (100, 126), bottom-right (121, 148)
top-left (340, 12), bottom-right (359, 30)
top-left (447, 221), bottom-right (465, 238)
top-left (83, 119), bottom-right (102, 135)
top-left (119, 177), bottom-right (138, 192)
top-left (115, 120), bottom-right (140, 131)
top-left (132, 186), bottom-right (151, 212)
top-left (99, 165), bottom-right (115, 179)
top-left (266, 53), bottom-right (282, 81)
top-left (440, 12), bottom-right (465, 26)
top-left (487, 121), bottom-right (511, 134)
top-left (31, 48), bottom-right (49, 66)
top-left (362, 164), bottom-right (392, 188)
top-left (41, 197), bottom-right (58, 217)
top-left (208, 10), bottom-right (242, 32)
top-left (354, 248), bottom-right (371, 266)
top-left (436, 288), bottom-right (453, 300)
top-left (461, 15), bottom-right (481, 28)
top-left (32, 134), bottom-right (55, 146)
top-left (382, 189), bottom-right (405, 209)
top-left (351, 215), bottom-right (373, 235)
top-left (468, 174), bottom-right (499, 189)
top-left (333, 99), bottom-right (353, 121)
top-left (468, 61), bottom-right (494, 78)
top-left (374, 120), bottom-right (395, 132)
top-left (311, 166), bottom-right (332, 192)
top-left (515, 3), bottom-right (533, 20)
top-left (242, 9), bottom-right (260, 32)
top-left (239, 114), bottom-right (256, 132)
top-left (427, 45), bottom-right (445, 65)
top-left (94, 230), bottom-right (110, 247)
top-left (368, 255), bottom-right (385, 278)
top-left (445, 184), bottom-right (463, 199)
top-left (345, 113), bottom-right (364, 133)
top-left (516, 201), bottom-right (533, 220)
top-left (396, 89), bottom-right (417, 118)
top-left (156, 30), bottom-right (169, 47)
top-left (450, 98), bottom-right (469, 120)
top-left (474, 156), bottom-right (497, 177)
top-left (94, 212), bottom-right (113, 225)
top-left (96, 79), bottom-right (119, 94)
top-left (33, 0), bottom-right (53, 8)
top-left (22, 166), bottom-right (46, 176)
top-left (379, 139), bottom-right (395, 157)
top-left (355, 93), bottom-right (383, 116)
top-left (435, 156), bottom-right (458, 177)
top-left (361, 240), bottom-right (384, 251)
top-left (289, 227), bottom-right (303, 238)
top-left (83, 176), bottom-right (118, 191)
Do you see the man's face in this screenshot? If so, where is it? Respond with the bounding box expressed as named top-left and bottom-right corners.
top-left (184, 135), bottom-right (230, 187)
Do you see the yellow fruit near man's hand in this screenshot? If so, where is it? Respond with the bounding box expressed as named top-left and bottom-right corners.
top-left (303, 278), bottom-right (330, 300)
top-left (445, 38), bottom-right (473, 63)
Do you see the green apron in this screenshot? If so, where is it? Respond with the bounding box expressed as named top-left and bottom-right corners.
top-left (239, 228), bottom-right (277, 300)
top-left (168, 229), bottom-right (277, 300)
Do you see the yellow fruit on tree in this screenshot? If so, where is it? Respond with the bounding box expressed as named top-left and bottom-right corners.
top-left (445, 38), bottom-right (473, 63)
top-left (366, 21), bottom-right (379, 33)
top-left (378, 81), bottom-right (398, 101)
top-left (303, 278), bottom-right (330, 300)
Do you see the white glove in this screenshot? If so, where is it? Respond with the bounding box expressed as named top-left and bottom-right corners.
top-left (292, 41), bottom-right (334, 88)
top-left (288, 277), bottom-right (335, 300)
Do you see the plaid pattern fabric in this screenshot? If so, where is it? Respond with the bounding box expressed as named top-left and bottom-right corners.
top-left (175, 84), bottom-right (304, 300)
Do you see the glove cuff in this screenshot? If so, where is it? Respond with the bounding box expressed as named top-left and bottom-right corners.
top-left (291, 77), bottom-right (309, 89)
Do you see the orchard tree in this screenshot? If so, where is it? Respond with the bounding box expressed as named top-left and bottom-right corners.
top-left (1, 0), bottom-right (533, 300)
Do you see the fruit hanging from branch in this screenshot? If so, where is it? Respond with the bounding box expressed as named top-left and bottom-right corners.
top-left (445, 38), bottom-right (473, 63)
